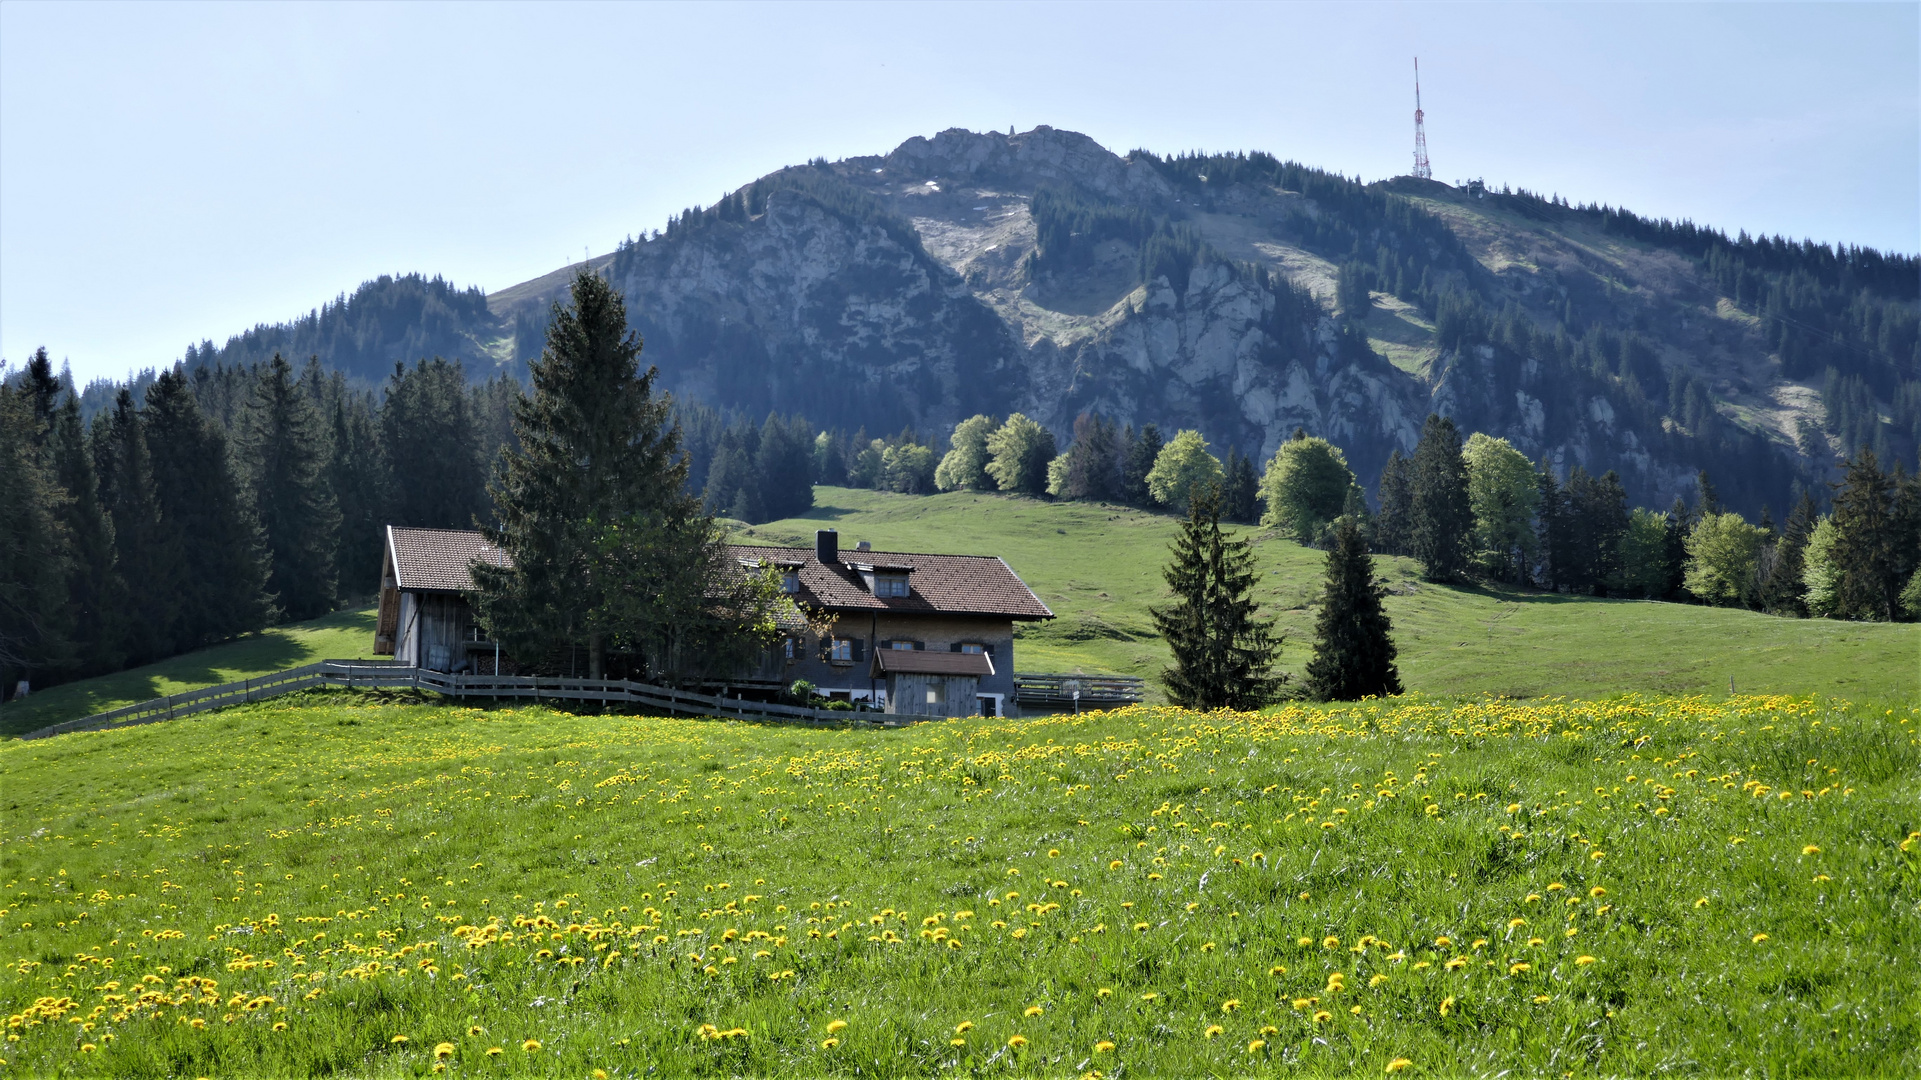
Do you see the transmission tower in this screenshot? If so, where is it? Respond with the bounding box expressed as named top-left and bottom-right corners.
top-left (1411, 56), bottom-right (1432, 180)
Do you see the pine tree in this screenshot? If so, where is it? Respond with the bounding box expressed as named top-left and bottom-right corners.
top-left (753, 413), bottom-right (816, 521)
top-left (1662, 497), bottom-right (1693, 600)
top-left (1304, 516), bottom-right (1402, 701)
top-left (245, 354), bottom-right (340, 621)
top-left (1695, 470), bottom-right (1721, 518)
top-left (1408, 414), bottom-right (1472, 581)
top-left (1122, 423), bottom-right (1162, 507)
top-left (0, 379), bottom-right (74, 695)
top-left (144, 370), bottom-right (271, 646)
top-left (474, 270), bottom-right (749, 681)
top-left (1373, 449), bottom-right (1413, 555)
top-left (1760, 490), bottom-right (1819, 615)
top-left (94, 388), bottom-right (183, 664)
top-left (1148, 489), bottom-right (1286, 710)
top-left (48, 394), bottom-right (124, 676)
top-left (328, 384), bottom-right (388, 598)
top-left (1222, 447), bottom-right (1259, 523)
top-left (382, 359), bottom-right (485, 529)
top-left (1829, 449), bottom-right (1902, 619)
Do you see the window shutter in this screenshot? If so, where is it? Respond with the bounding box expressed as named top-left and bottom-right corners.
top-left (985, 643), bottom-right (997, 657)
top-left (949, 642), bottom-right (962, 653)
top-left (913, 640), bottom-right (925, 651)
top-left (852, 638), bottom-right (866, 662)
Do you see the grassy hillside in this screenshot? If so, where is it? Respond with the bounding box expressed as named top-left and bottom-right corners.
top-left (742, 487), bottom-right (1919, 702)
top-left (0, 693), bottom-right (1914, 1077)
top-left (0, 608), bottom-right (381, 738)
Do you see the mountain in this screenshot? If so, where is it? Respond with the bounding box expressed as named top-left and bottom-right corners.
top-left (182, 126), bottom-right (1919, 516)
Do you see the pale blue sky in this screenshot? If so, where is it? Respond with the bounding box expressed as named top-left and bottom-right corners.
top-left (3, 1), bottom-right (1915, 386)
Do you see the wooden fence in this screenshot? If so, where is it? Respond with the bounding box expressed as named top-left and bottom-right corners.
top-left (1012, 672), bottom-right (1146, 708)
top-left (16, 661), bottom-right (920, 741)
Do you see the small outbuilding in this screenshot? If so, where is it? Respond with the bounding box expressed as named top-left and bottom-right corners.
top-left (374, 526), bottom-right (510, 672)
top-left (869, 648), bottom-right (994, 718)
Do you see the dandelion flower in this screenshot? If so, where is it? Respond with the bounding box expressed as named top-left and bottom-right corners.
top-left (1096, 987), bottom-right (1113, 999)
top-left (1268, 964), bottom-right (1287, 975)
top-left (1008, 1035), bottom-right (1028, 1049)
top-left (1201, 941), bottom-right (1216, 952)
top-left (522, 1039), bottom-right (541, 1052)
top-left (950, 1038), bottom-right (966, 1047)
top-left (1575, 956), bottom-right (1595, 966)
top-left (1509, 962), bottom-right (1531, 974)
top-left (1751, 933), bottom-right (1768, 944)
top-left (434, 1042), bottom-right (455, 1060)
top-left (954, 1021), bottom-right (974, 1034)
top-left (1248, 1039), bottom-right (1267, 1052)
top-left (272, 1022), bottom-right (288, 1032)
top-left (1439, 997), bottom-right (1454, 1016)
top-left (1204, 1025), bottom-right (1225, 1039)
top-left (826, 1019), bottom-right (848, 1034)
top-left (485, 1047), bottom-right (503, 1058)
top-left (1140, 992), bottom-right (1158, 1001)
top-left (821, 1038), bottom-right (839, 1049)
top-left (1024, 1005), bottom-right (1044, 1017)
top-left (1221, 999), bottom-right (1241, 1012)
top-left (79, 1044), bottom-right (96, 1054)
top-left (1695, 897), bottom-right (1710, 908)
top-left (467, 1025), bottom-right (485, 1037)
top-left (1386, 1057), bottom-right (1413, 1073)
top-left (391, 1036), bottom-right (410, 1045)
top-left (1312, 1011), bottom-right (1332, 1023)
top-left (1802, 845), bottom-right (1820, 856)
top-left (1095, 1040), bottom-right (1116, 1053)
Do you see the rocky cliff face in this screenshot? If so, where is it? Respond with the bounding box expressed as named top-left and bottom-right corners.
top-left (475, 125), bottom-right (1858, 512)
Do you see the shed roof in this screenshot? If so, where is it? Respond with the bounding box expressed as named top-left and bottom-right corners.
top-left (869, 649), bottom-right (995, 677)
top-left (386, 526), bottom-right (510, 593)
top-left (725, 544), bottom-right (1053, 620)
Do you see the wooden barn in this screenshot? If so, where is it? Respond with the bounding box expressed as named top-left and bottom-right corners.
top-left (374, 526), bottom-right (510, 672)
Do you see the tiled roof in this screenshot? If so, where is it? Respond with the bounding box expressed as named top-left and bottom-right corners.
top-left (387, 526), bottom-right (510, 592)
top-left (726, 544), bottom-right (1053, 620)
top-left (869, 650), bottom-right (995, 677)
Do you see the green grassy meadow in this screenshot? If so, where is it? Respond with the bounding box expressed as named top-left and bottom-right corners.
top-left (743, 487), bottom-right (1920, 702)
top-left (1, 693), bottom-right (1916, 1077)
top-left (0, 609), bottom-right (382, 739)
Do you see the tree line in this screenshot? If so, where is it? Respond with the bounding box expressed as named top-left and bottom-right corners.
top-left (1, 349), bottom-right (519, 697)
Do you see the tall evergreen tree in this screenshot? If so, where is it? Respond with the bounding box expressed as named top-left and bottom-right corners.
top-left (1828, 450), bottom-right (1903, 620)
top-left (145, 369), bottom-right (272, 646)
top-left (753, 413), bottom-right (817, 521)
top-left (0, 380), bottom-right (74, 695)
top-left (1222, 446), bottom-right (1259, 523)
top-left (474, 270), bottom-right (751, 681)
top-left (328, 383), bottom-right (388, 598)
top-left (1373, 449), bottom-right (1414, 556)
top-left (1148, 489), bottom-right (1286, 710)
top-left (245, 354), bottom-right (340, 621)
top-left (94, 389), bottom-right (182, 664)
top-left (48, 394), bottom-right (124, 676)
top-left (1121, 423), bottom-right (1162, 507)
top-left (1662, 497), bottom-right (1694, 600)
top-left (1304, 516), bottom-right (1402, 701)
top-left (1408, 414), bottom-right (1472, 581)
top-left (382, 358), bottom-right (485, 529)
top-left (1051, 413), bottom-right (1123, 502)
top-left (1759, 490), bottom-right (1819, 615)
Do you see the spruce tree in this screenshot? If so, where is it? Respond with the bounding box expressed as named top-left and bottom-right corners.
top-left (1149, 488), bottom-right (1285, 710)
top-left (94, 389), bottom-right (183, 664)
top-left (1760, 490), bottom-right (1819, 615)
top-left (1223, 447), bottom-right (1259, 523)
top-left (1408, 414), bottom-right (1472, 581)
top-left (473, 270), bottom-right (734, 681)
top-left (753, 413), bottom-right (816, 521)
top-left (382, 359), bottom-right (485, 529)
top-left (1304, 516), bottom-right (1402, 701)
top-left (245, 354), bottom-right (340, 621)
top-left (49, 394), bottom-right (125, 676)
top-left (1122, 423), bottom-right (1162, 507)
top-left (328, 384), bottom-right (389, 597)
top-left (1829, 450), bottom-right (1901, 620)
top-left (1373, 449), bottom-right (1413, 555)
top-left (0, 379), bottom-right (74, 694)
top-left (145, 369), bottom-right (271, 646)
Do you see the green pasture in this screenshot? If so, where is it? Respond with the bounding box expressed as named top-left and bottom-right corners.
top-left (0, 693), bottom-right (1915, 1077)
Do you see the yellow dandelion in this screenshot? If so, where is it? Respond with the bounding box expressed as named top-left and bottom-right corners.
top-left (467, 1025), bottom-right (485, 1037)
top-left (1109, 860), bottom-right (1123, 869)
top-left (1049, 849), bottom-right (1061, 857)
top-left (1323, 935), bottom-right (1340, 949)
top-left (1204, 1024), bottom-right (1225, 1039)
top-left (1439, 996), bottom-right (1454, 1016)
top-left (820, 1037), bottom-right (839, 1049)
top-left (594, 1071), bottom-right (610, 1080)
top-left (1751, 933), bottom-right (1769, 943)
top-left (1008, 1035), bottom-right (1029, 1049)
top-left (1386, 1057), bottom-right (1413, 1073)
top-left (79, 1044), bottom-right (97, 1054)
top-left (391, 1035), bottom-right (410, 1045)
top-left (950, 1038), bottom-right (966, 1047)
top-left (1221, 999), bottom-right (1241, 1012)
top-left (1095, 1040), bottom-right (1117, 1053)
top-left (1024, 1005), bottom-right (1044, 1017)
top-left (1510, 962), bottom-right (1531, 974)
top-left (1201, 941), bottom-right (1216, 952)
top-left (1695, 897), bottom-right (1710, 908)
top-left (485, 1047), bottom-right (503, 1058)
top-left (1802, 845), bottom-right (1820, 856)
top-left (1312, 1010), bottom-right (1332, 1023)
top-left (1269, 964), bottom-right (1287, 975)
top-left (434, 1042), bottom-right (455, 1060)
top-left (1140, 992), bottom-right (1158, 1001)
top-left (826, 1019), bottom-right (848, 1034)
top-left (1575, 955), bottom-right (1595, 966)
top-left (1096, 987), bottom-right (1113, 999)
top-left (1248, 1039), bottom-right (1267, 1052)
top-left (273, 1022), bottom-right (288, 1031)
top-left (522, 1039), bottom-right (541, 1052)
top-left (954, 1021), bottom-right (974, 1034)
top-left (1590, 850), bottom-right (1605, 861)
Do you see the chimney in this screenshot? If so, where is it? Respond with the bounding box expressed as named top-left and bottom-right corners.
top-left (815, 529), bottom-right (838, 565)
top-left (856, 540), bottom-right (872, 552)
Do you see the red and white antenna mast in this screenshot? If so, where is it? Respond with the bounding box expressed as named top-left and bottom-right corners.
top-left (1411, 56), bottom-right (1432, 180)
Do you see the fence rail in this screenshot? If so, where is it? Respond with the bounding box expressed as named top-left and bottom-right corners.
top-left (17, 661), bottom-right (919, 741)
top-left (1012, 672), bottom-right (1147, 707)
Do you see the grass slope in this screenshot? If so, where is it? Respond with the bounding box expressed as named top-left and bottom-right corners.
top-left (0, 693), bottom-right (1914, 1077)
top-left (743, 488), bottom-right (1920, 702)
top-left (0, 609), bottom-right (381, 738)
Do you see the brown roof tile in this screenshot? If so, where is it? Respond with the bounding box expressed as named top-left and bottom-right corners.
top-left (727, 544), bottom-right (1053, 620)
top-left (870, 649), bottom-right (995, 677)
top-left (387, 526), bottom-right (510, 592)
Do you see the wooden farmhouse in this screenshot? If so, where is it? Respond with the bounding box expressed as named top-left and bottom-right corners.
top-left (370, 525), bottom-right (1053, 718)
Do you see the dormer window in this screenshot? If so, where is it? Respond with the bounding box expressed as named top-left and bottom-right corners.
top-left (874, 573), bottom-right (909, 597)
top-left (781, 569), bottom-right (800, 594)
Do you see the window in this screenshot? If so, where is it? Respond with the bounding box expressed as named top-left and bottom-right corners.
top-left (782, 637), bottom-right (796, 661)
top-left (875, 573), bottom-right (909, 597)
top-left (888, 640), bottom-right (915, 651)
top-left (827, 639), bottom-right (853, 662)
top-left (926, 682), bottom-right (945, 704)
top-left (780, 569), bottom-right (800, 594)
top-left (957, 642), bottom-right (985, 655)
